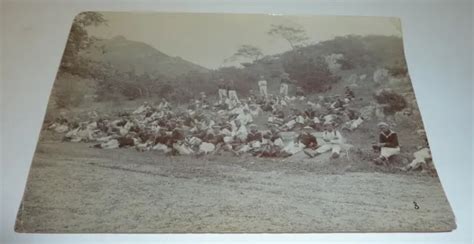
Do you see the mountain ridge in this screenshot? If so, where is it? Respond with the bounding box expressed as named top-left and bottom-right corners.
top-left (81, 35), bottom-right (209, 79)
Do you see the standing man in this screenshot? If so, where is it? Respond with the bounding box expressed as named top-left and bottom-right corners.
top-left (257, 75), bottom-right (268, 100)
top-left (228, 79), bottom-right (239, 103)
top-left (217, 78), bottom-right (227, 103)
top-left (279, 72), bottom-right (290, 98)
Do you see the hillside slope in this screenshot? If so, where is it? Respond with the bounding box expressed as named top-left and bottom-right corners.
top-left (81, 35), bottom-right (209, 78)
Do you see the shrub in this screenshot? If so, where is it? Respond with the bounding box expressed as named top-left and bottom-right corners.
top-left (52, 73), bottom-right (90, 109)
top-left (374, 89), bottom-right (407, 115)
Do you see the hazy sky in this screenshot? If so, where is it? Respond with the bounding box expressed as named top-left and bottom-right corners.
top-left (87, 12), bottom-right (402, 69)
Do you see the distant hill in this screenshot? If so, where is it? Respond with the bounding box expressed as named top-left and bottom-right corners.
top-left (81, 35), bottom-right (209, 78)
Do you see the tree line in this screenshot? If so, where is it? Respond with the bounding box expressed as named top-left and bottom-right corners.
top-left (53, 12), bottom-right (407, 109)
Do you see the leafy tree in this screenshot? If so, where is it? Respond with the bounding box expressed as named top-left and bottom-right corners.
top-left (60, 12), bottom-right (106, 73)
top-left (227, 44), bottom-right (264, 63)
top-left (267, 24), bottom-right (309, 50)
top-left (283, 55), bottom-right (340, 93)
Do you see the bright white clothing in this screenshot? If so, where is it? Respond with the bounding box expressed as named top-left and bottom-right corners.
top-left (223, 136), bottom-right (233, 143)
top-left (188, 136), bottom-right (202, 146)
top-left (346, 117), bottom-right (363, 131)
top-left (322, 130), bottom-right (343, 144)
top-left (54, 124), bottom-right (69, 133)
top-left (407, 148), bottom-right (431, 169)
top-left (295, 115), bottom-right (305, 124)
top-left (236, 113), bottom-right (253, 125)
top-left (152, 143), bottom-right (170, 153)
top-left (173, 143), bottom-right (193, 155)
top-left (101, 139), bottom-right (120, 149)
top-left (133, 104), bottom-right (151, 114)
top-left (280, 83), bottom-right (289, 97)
top-left (221, 128), bottom-right (232, 136)
top-left (283, 141), bottom-right (305, 154)
top-left (323, 114), bottom-right (336, 125)
top-left (315, 144), bottom-right (341, 155)
top-left (228, 90), bottom-right (239, 101)
top-left (70, 128), bottom-right (94, 142)
top-left (316, 130), bottom-right (344, 155)
top-left (274, 138), bottom-right (284, 148)
top-left (158, 101), bottom-right (169, 110)
top-left (380, 146), bottom-right (400, 158)
top-left (258, 80), bottom-right (268, 98)
top-left (218, 89), bottom-right (227, 102)
top-left (285, 120), bottom-right (296, 129)
top-left (199, 142), bottom-right (215, 154)
top-left (233, 125), bottom-right (248, 141)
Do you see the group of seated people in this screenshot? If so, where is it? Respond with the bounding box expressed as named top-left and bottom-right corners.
top-left (45, 82), bottom-right (433, 172)
top-left (47, 88), bottom-right (356, 159)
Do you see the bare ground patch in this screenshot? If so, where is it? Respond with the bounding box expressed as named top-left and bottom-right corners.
top-left (16, 140), bottom-right (455, 233)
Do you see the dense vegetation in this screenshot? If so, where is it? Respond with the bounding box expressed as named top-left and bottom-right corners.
top-left (53, 12), bottom-right (408, 109)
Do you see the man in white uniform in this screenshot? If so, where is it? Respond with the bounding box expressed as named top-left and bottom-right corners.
top-left (315, 123), bottom-right (343, 158)
top-left (217, 78), bottom-right (227, 103)
top-left (304, 123), bottom-right (343, 159)
top-left (257, 75), bottom-right (268, 99)
top-left (279, 73), bottom-right (290, 98)
top-left (236, 108), bottom-right (253, 126)
top-left (227, 79), bottom-right (239, 103)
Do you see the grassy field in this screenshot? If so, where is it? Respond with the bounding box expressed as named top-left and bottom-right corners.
top-left (19, 74), bottom-right (455, 233)
top-left (15, 134), bottom-right (455, 233)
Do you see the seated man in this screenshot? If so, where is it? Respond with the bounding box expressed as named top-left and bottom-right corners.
top-left (267, 107), bottom-right (285, 126)
top-left (304, 104), bottom-right (316, 119)
top-left (169, 127), bottom-right (186, 155)
top-left (372, 122), bottom-right (400, 165)
top-left (217, 78), bottom-right (228, 103)
top-left (309, 123), bottom-right (342, 158)
top-left (403, 148), bottom-right (432, 172)
top-left (299, 126), bottom-right (319, 158)
top-left (314, 123), bottom-right (343, 158)
top-left (236, 124), bottom-right (262, 155)
top-left (246, 124), bottom-right (262, 144)
top-left (158, 98), bottom-right (170, 110)
top-left (402, 133), bottom-right (433, 173)
top-left (232, 119), bottom-right (248, 143)
top-left (330, 97), bottom-right (345, 111)
top-left (259, 126), bottom-right (287, 157)
top-left (202, 125), bottom-right (226, 155)
top-left (248, 104), bottom-right (262, 117)
top-left (261, 100), bottom-right (274, 112)
top-left (236, 108), bottom-right (253, 126)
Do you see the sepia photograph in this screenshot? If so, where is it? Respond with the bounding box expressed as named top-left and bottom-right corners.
top-left (15, 12), bottom-right (456, 233)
